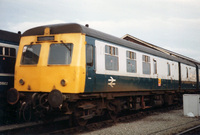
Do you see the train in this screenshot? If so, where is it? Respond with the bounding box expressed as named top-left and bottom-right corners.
top-left (7, 23), bottom-right (200, 125)
top-left (0, 30), bottom-right (19, 124)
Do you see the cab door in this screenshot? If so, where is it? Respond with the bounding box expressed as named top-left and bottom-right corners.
top-left (85, 44), bottom-right (95, 92)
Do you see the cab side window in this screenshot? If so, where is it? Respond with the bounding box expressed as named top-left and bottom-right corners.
top-left (86, 45), bottom-right (93, 66)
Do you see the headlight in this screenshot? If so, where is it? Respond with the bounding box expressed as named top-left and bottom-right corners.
top-left (19, 79), bottom-right (25, 85)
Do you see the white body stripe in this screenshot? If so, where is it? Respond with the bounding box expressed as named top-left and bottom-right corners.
top-left (0, 73), bottom-right (14, 77)
top-left (95, 40), bottom-right (179, 80)
top-left (0, 42), bottom-right (19, 52)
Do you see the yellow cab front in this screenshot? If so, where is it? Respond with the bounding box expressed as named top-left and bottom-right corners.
top-left (15, 31), bottom-right (86, 94)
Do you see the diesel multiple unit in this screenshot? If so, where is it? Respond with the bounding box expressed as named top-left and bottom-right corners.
top-left (7, 23), bottom-right (200, 125)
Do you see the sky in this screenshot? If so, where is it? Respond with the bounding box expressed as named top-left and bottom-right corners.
top-left (0, 0), bottom-right (200, 61)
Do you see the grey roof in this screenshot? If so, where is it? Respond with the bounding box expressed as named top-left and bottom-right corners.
top-left (122, 34), bottom-right (200, 65)
top-left (22, 23), bottom-right (197, 66)
top-left (0, 29), bottom-right (20, 44)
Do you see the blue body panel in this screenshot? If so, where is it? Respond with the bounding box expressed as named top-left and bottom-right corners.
top-left (88, 74), bottom-right (179, 92)
top-left (85, 36), bottom-right (96, 92)
top-left (0, 30), bottom-right (19, 123)
top-left (0, 74), bottom-right (14, 124)
top-left (0, 76), bottom-right (14, 95)
top-left (84, 36), bottom-right (182, 93)
top-left (84, 36), bottom-right (198, 93)
top-left (181, 81), bottom-right (196, 90)
top-left (0, 40), bottom-right (18, 46)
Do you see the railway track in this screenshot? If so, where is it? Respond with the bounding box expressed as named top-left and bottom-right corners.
top-left (0, 116), bottom-right (69, 134)
top-left (48, 106), bottom-right (181, 135)
top-left (0, 105), bottom-right (182, 134)
top-left (147, 119), bottom-right (200, 135)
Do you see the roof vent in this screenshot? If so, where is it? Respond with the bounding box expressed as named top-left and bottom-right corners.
top-left (85, 24), bottom-right (89, 27)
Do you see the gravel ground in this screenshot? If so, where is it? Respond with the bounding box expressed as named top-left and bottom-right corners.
top-left (80, 109), bottom-right (200, 135)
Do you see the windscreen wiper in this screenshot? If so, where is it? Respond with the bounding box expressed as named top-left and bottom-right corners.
top-left (60, 40), bottom-right (71, 52)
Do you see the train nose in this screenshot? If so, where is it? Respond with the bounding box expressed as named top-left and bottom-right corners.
top-left (7, 88), bottom-right (19, 105)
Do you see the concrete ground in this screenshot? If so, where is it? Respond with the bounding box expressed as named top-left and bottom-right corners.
top-left (81, 109), bottom-right (200, 135)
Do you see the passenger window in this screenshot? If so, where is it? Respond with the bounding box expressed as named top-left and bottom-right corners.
top-left (86, 45), bottom-right (93, 66)
top-left (153, 59), bottom-right (157, 74)
top-left (142, 55), bottom-right (151, 74)
top-left (105, 45), bottom-right (118, 71)
top-left (48, 43), bottom-right (73, 65)
top-left (0, 47), bottom-right (3, 55)
top-left (199, 69), bottom-right (200, 82)
top-left (10, 48), bottom-right (16, 57)
top-left (186, 67), bottom-right (188, 78)
top-left (5, 47), bottom-right (9, 56)
top-left (167, 63), bottom-right (171, 76)
top-left (126, 51), bottom-right (136, 73)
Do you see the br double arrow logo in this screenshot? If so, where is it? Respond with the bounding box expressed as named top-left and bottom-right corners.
top-left (108, 76), bottom-right (116, 88)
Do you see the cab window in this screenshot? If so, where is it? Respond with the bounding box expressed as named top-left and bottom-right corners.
top-left (48, 43), bottom-right (73, 65)
top-left (21, 44), bottom-right (41, 65)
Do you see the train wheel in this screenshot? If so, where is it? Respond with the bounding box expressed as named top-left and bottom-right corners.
top-left (107, 102), bottom-right (118, 121)
top-left (108, 110), bottom-right (117, 121)
top-left (19, 102), bottom-right (32, 122)
top-left (74, 108), bottom-right (88, 126)
top-left (39, 93), bottom-right (49, 110)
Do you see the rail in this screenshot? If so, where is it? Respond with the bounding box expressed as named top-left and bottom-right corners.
top-left (177, 124), bottom-right (200, 135)
top-left (0, 115), bottom-right (69, 134)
